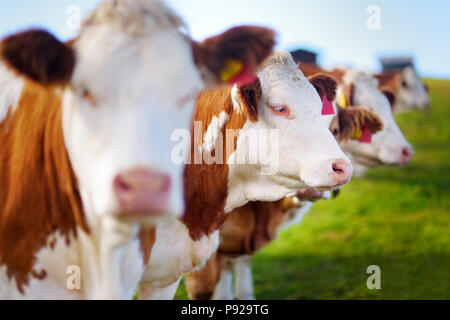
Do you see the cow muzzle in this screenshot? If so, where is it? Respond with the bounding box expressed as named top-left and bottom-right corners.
top-left (113, 167), bottom-right (171, 218)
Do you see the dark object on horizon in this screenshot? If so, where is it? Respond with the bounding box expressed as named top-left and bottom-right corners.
top-left (380, 56), bottom-right (414, 71)
top-left (290, 49), bottom-right (318, 64)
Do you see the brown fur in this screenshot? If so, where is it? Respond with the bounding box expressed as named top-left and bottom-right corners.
top-left (181, 86), bottom-right (249, 241)
top-left (298, 63), bottom-right (325, 77)
top-left (192, 26), bottom-right (275, 84)
top-left (184, 251), bottom-right (226, 300)
top-left (374, 71), bottom-right (402, 93)
top-left (139, 228), bottom-right (156, 265)
top-left (307, 73), bottom-right (338, 102)
top-left (236, 77), bottom-right (262, 122)
top-left (0, 29), bottom-right (75, 85)
top-left (380, 87), bottom-right (396, 108)
top-left (0, 79), bottom-right (88, 293)
top-left (337, 105), bottom-right (383, 142)
top-left (185, 198), bottom-right (299, 299)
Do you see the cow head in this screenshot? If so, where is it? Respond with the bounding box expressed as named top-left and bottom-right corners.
top-left (338, 70), bottom-right (413, 175)
top-left (0, 0), bottom-right (275, 224)
top-left (396, 66), bottom-right (430, 111)
top-left (225, 51), bottom-right (352, 209)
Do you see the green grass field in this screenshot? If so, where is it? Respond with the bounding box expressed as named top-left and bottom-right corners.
top-left (175, 79), bottom-right (450, 300)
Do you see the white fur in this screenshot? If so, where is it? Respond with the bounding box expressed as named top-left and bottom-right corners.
top-left (212, 262), bottom-right (234, 300)
top-left (203, 111), bottom-right (229, 152)
top-left (0, 61), bottom-right (24, 123)
top-left (139, 278), bottom-right (181, 300)
top-left (140, 218), bottom-right (219, 289)
top-left (233, 255), bottom-right (256, 300)
top-left (0, 229), bottom-right (145, 299)
top-left (339, 70), bottom-right (413, 176)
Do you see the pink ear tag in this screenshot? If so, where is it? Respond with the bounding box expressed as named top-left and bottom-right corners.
top-left (358, 125), bottom-right (372, 143)
top-left (321, 96), bottom-right (334, 115)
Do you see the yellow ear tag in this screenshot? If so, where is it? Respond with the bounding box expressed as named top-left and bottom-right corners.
top-left (220, 59), bottom-right (244, 83)
top-left (352, 127), bottom-right (362, 139)
top-left (339, 92), bottom-right (347, 108)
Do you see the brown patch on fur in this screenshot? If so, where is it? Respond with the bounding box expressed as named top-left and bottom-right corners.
top-left (185, 251), bottom-right (226, 300)
top-left (329, 116), bottom-right (340, 138)
top-left (341, 83), bottom-right (355, 107)
top-left (328, 69), bottom-right (345, 83)
top-left (337, 105), bottom-right (383, 142)
top-left (0, 29), bottom-right (75, 85)
top-left (374, 71), bottom-right (402, 94)
top-left (307, 73), bottom-right (338, 102)
top-left (0, 80), bottom-right (88, 293)
top-left (298, 63), bottom-right (325, 77)
top-left (139, 228), bottom-right (156, 265)
top-left (181, 85), bottom-right (250, 241)
top-left (380, 87), bottom-right (396, 108)
top-left (192, 26), bottom-right (275, 84)
top-left (218, 198), bottom-right (298, 257)
top-left (236, 77), bottom-right (262, 122)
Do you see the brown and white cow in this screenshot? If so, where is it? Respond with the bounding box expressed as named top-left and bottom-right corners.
top-left (136, 50), bottom-right (354, 299)
top-left (184, 95), bottom-right (384, 300)
top-left (375, 67), bottom-right (430, 113)
top-left (338, 69), bottom-right (414, 176)
top-left (0, 0), bottom-right (276, 299)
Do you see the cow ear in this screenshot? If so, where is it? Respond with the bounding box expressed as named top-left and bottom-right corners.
top-left (0, 29), bottom-right (75, 86)
top-left (308, 73), bottom-right (338, 102)
top-left (232, 77), bottom-right (261, 122)
top-left (337, 105), bottom-right (383, 142)
top-left (380, 87), bottom-right (396, 109)
top-left (192, 26), bottom-right (275, 86)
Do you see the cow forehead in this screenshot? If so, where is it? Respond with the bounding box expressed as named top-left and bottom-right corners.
top-left (72, 26), bottom-right (202, 105)
top-left (258, 57), bottom-right (318, 109)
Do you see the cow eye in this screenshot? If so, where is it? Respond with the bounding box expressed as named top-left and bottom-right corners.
top-left (80, 87), bottom-right (97, 106)
top-left (270, 105), bottom-right (291, 117)
top-left (333, 128), bottom-right (339, 136)
top-left (401, 80), bottom-right (408, 88)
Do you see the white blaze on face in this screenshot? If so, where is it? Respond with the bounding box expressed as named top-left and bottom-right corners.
top-left (340, 70), bottom-right (413, 172)
top-left (62, 17), bottom-right (203, 221)
top-left (225, 51), bottom-right (351, 211)
top-left (0, 61), bottom-right (24, 123)
top-left (396, 66), bottom-right (430, 111)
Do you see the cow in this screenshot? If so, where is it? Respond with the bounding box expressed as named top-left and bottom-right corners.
top-left (374, 67), bottom-right (430, 113)
top-left (185, 69), bottom-right (416, 301)
top-left (136, 50), bottom-right (354, 299)
top-left (0, 0), bottom-right (276, 299)
top-left (338, 70), bottom-right (414, 176)
top-left (184, 92), bottom-right (385, 300)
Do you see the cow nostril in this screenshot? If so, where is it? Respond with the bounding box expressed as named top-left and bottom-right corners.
top-left (332, 163), bottom-right (344, 174)
top-left (114, 175), bottom-right (132, 194)
top-left (402, 149), bottom-right (409, 157)
top-left (402, 147), bottom-right (412, 158)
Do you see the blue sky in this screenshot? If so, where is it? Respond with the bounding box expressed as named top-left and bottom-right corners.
top-left (1, 0), bottom-right (449, 78)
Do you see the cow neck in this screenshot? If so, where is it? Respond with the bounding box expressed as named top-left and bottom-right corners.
top-left (181, 85), bottom-right (248, 241)
top-left (0, 79), bottom-right (88, 293)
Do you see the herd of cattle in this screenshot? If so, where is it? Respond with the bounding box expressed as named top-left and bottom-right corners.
top-left (0, 0), bottom-right (430, 299)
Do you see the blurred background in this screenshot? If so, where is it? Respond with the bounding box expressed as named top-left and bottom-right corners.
top-left (0, 0), bottom-right (450, 78)
top-left (0, 0), bottom-right (448, 299)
